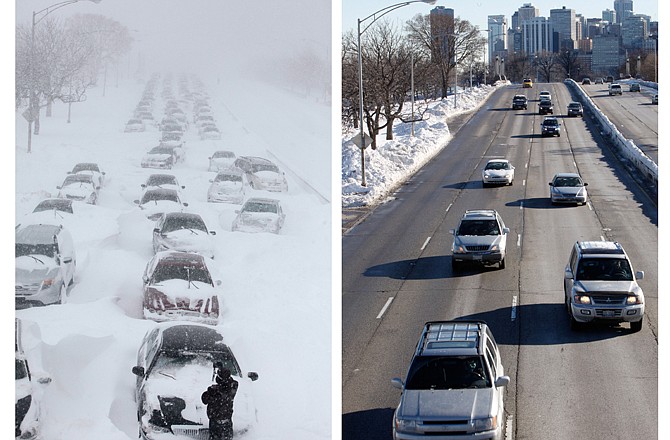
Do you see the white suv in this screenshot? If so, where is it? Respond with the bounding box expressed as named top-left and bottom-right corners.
top-left (564, 241), bottom-right (644, 332)
top-left (450, 210), bottom-right (509, 270)
top-left (391, 321), bottom-right (510, 440)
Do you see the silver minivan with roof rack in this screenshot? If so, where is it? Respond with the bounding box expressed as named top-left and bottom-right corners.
top-left (391, 321), bottom-right (510, 440)
top-left (564, 241), bottom-right (644, 331)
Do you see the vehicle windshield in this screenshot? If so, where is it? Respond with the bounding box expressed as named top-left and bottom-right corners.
top-left (34, 200), bottom-right (73, 213)
top-left (141, 191), bottom-right (179, 204)
top-left (16, 358), bottom-right (28, 380)
top-left (147, 175), bottom-right (177, 187)
top-left (251, 163), bottom-right (279, 173)
top-left (16, 243), bottom-right (57, 258)
top-left (213, 151), bottom-right (234, 159)
top-left (243, 201), bottom-right (278, 214)
top-left (553, 176), bottom-right (582, 187)
top-left (152, 263), bottom-right (213, 284)
top-left (457, 219), bottom-right (499, 236)
top-left (485, 162), bottom-right (509, 171)
top-left (72, 163), bottom-right (99, 173)
top-left (543, 119), bottom-right (558, 126)
top-left (162, 216), bottom-right (207, 233)
top-left (569, 103), bottom-right (581, 108)
top-left (215, 174), bottom-right (242, 183)
top-left (149, 147), bottom-right (174, 155)
top-left (405, 355), bottom-right (491, 390)
top-left (576, 257), bottom-right (633, 281)
top-left (62, 175), bottom-right (93, 186)
top-left (151, 350), bottom-right (240, 378)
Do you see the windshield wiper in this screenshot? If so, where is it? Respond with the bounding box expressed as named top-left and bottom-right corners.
top-left (25, 255), bottom-right (45, 264)
top-left (158, 372), bottom-right (176, 380)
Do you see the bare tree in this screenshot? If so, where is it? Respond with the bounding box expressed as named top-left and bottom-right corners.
top-left (535, 51), bottom-right (557, 83)
top-left (342, 30), bottom-right (360, 129)
top-left (504, 52), bottom-right (531, 83)
top-left (556, 49), bottom-right (581, 80)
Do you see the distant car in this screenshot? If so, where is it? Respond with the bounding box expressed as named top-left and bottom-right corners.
top-left (141, 251), bottom-right (221, 324)
top-left (131, 322), bottom-right (259, 440)
top-left (581, 78), bottom-right (591, 85)
top-left (15, 318), bottom-right (52, 440)
top-left (511, 95), bottom-right (528, 110)
top-left (652, 94), bottom-right (658, 105)
top-left (541, 116), bottom-right (561, 137)
top-left (231, 197), bottom-right (285, 234)
top-left (606, 75), bottom-right (614, 83)
top-left (15, 223), bottom-right (76, 307)
top-left (538, 100), bottom-right (553, 115)
top-left (195, 115), bottom-right (216, 128)
top-left (152, 212), bottom-right (216, 258)
top-left (32, 198), bottom-right (73, 215)
top-left (567, 102), bottom-right (583, 117)
top-left (125, 118), bottom-right (146, 133)
top-left (161, 130), bottom-right (183, 142)
top-left (539, 91), bottom-right (551, 101)
top-left (522, 78), bottom-right (533, 88)
top-left (68, 162), bottom-right (105, 188)
top-left (141, 174), bottom-right (185, 194)
top-left (208, 150), bottom-right (237, 172)
top-left (594, 77), bottom-right (604, 84)
top-left (141, 144), bottom-right (184, 169)
top-left (135, 111), bottom-right (154, 121)
top-left (134, 188), bottom-right (188, 221)
top-left (200, 125), bottom-right (222, 140)
top-left (208, 169), bottom-right (246, 204)
top-left (234, 156), bottom-right (288, 192)
top-left (450, 209), bottom-right (509, 269)
top-left (549, 172), bottom-right (588, 205)
top-left (629, 83), bottom-right (641, 92)
top-left (482, 159), bottom-right (514, 187)
top-left (56, 174), bottom-right (98, 204)
top-left (609, 83), bottom-right (622, 95)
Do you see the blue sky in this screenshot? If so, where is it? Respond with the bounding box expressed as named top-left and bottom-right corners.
top-left (341, 0), bottom-right (659, 35)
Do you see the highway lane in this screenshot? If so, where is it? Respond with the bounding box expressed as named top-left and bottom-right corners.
top-left (579, 82), bottom-right (658, 164)
top-left (342, 83), bottom-right (657, 440)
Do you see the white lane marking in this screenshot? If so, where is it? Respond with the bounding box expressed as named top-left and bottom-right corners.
top-left (517, 234), bottom-right (521, 247)
top-left (574, 161), bottom-right (577, 167)
top-left (511, 296), bottom-right (518, 321)
top-left (525, 162), bottom-right (528, 169)
top-left (421, 236), bottom-right (431, 251)
top-left (522, 179), bottom-right (526, 186)
top-left (377, 297), bottom-right (394, 319)
top-left (520, 201), bottom-right (523, 210)
top-left (446, 203), bottom-right (453, 213)
top-left (587, 201), bottom-right (593, 210)
top-left (600, 235), bottom-right (605, 241)
top-left (505, 415), bottom-right (514, 440)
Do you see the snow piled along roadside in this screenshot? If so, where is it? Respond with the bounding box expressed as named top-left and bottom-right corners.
top-left (341, 82), bottom-right (508, 208)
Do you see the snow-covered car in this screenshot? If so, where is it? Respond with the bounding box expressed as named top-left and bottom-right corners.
top-left (131, 322), bottom-right (259, 440)
top-left (141, 251), bottom-right (221, 324)
top-left (125, 118), bottom-right (146, 133)
top-left (482, 159), bottom-right (514, 187)
top-left (207, 169), bottom-right (245, 204)
top-left (32, 198), bottom-right (73, 215)
top-left (15, 223), bottom-right (76, 307)
top-left (16, 318), bottom-right (52, 440)
top-left (234, 156), bottom-right (288, 192)
top-left (231, 197), bottom-right (285, 234)
top-left (208, 150), bottom-right (236, 172)
top-left (135, 188), bottom-right (188, 221)
top-left (68, 162), bottom-right (105, 188)
top-left (135, 111), bottom-right (155, 121)
top-left (141, 174), bottom-right (185, 195)
top-left (153, 212), bottom-right (216, 258)
top-left (549, 172), bottom-right (589, 205)
top-left (195, 115), bottom-right (216, 128)
top-left (199, 125), bottom-right (221, 140)
top-left (161, 130), bottom-right (183, 142)
top-left (141, 144), bottom-right (184, 169)
top-left (56, 174), bottom-right (98, 204)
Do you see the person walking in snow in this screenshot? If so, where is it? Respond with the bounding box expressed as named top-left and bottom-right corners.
top-left (201, 363), bottom-right (238, 440)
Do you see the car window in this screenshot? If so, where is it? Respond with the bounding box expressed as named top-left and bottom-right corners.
top-left (553, 177), bottom-right (582, 187)
top-left (458, 219), bottom-right (499, 236)
top-left (150, 349), bottom-right (240, 378)
top-left (215, 173), bottom-right (242, 182)
top-left (16, 243), bottom-right (57, 258)
top-left (151, 263), bottom-right (212, 284)
top-left (162, 216), bottom-right (207, 233)
top-left (243, 201), bottom-right (278, 213)
top-left (485, 162), bottom-right (508, 170)
top-left (148, 175), bottom-right (177, 186)
top-left (252, 163), bottom-right (279, 173)
top-left (405, 356), bottom-right (491, 390)
top-left (576, 258), bottom-right (633, 281)
top-left (16, 358), bottom-right (29, 380)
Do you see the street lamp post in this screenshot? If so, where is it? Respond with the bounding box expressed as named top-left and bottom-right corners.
top-left (356, 0), bottom-right (436, 186)
top-left (27, 0), bottom-right (102, 153)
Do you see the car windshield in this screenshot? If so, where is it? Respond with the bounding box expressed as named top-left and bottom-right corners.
top-left (405, 355), bottom-right (491, 390)
top-left (213, 151), bottom-right (234, 158)
top-left (34, 200), bottom-right (73, 213)
top-left (151, 350), bottom-right (240, 378)
top-left (16, 358), bottom-right (28, 380)
top-left (251, 163), bottom-right (279, 173)
top-left (576, 257), bottom-right (633, 281)
top-left (72, 163), bottom-right (99, 173)
top-left (16, 243), bottom-right (57, 258)
top-left (569, 103), bottom-right (581, 109)
top-left (162, 216), bottom-right (207, 233)
top-left (141, 191), bottom-right (179, 204)
top-left (485, 162), bottom-right (509, 171)
top-left (62, 175), bottom-right (93, 186)
top-left (457, 219), bottom-right (499, 236)
top-left (543, 119), bottom-right (558, 126)
top-left (243, 201), bottom-right (278, 213)
top-left (215, 173), bottom-right (242, 183)
top-left (147, 175), bottom-right (177, 186)
top-left (149, 147), bottom-right (174, 155)
top-left (151, 262), bottom-right (213, 284)
top-left (553, 176), bottom-right (582, 187)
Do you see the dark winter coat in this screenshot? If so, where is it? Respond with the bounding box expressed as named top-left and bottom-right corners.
top-left (201, 376), bottom-right (239, 420)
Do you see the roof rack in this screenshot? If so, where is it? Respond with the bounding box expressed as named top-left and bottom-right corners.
top-left (578, 241), bottom-right (624, 255)
top-left (418, 321), bottom-right (484, 354)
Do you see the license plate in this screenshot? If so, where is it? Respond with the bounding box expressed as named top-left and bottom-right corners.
top-left (473, 255), bottom-right (482, 260)
top-left (602, 310), bottom-right (615, 317)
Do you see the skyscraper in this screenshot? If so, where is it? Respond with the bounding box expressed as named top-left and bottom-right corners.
top-left (550, 6), bottom-right (576, 51)
top-left (488, 15), bottom-right (508, 65)
top-left (429, 6), bottom-right (455, 61)
top-left (602, 9), bottom-right (616, 23)
top-left (614, 0), bottom-right (634, 24)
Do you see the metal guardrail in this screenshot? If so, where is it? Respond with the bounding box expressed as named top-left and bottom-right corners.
top-left (564, 79), bottom-right (658, 186)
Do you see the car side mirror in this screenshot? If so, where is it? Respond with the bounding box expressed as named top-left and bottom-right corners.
top-left (583, 182), bottom-right (588, 186)
top-left (391, 378), bottom-right (404, 390)
top-left (62, 257), bottom-right (72, 264)
top-left (182, 202), bottom-right (189, 207)
top-left (56, 186), bottom-right (62, 189)
top-left (132, 366), bottom-right (145, 377)
top-left (210, 231), bottom-right (216, 235)
top-left (141, 184), bottom-right (147, 188)
top-left (548, 182), bottom-right (553, 186)
top-left (181, 186), bottom-right (185, 189)
top-left (636, 271), bottom-right (644, 280)
top-left (248, 372), bottom-right (259, 381)
top-left (215, 280), bottom-right (222, 286)
top-left (565, 267), bottom-right (573, 279)
top-left (33, 372), bottom-right (52, 385)
top-left (495, 376), bottom-right (510, 388)
top-left (502, 227), bottom-right (510, 234)
top-left (102, 172), bottom-right (106, 175)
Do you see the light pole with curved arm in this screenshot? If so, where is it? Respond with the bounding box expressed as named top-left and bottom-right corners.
top-left (26, 0), bottom-right (102, 153)
top-left (356, 0), bottom-right (436, 186)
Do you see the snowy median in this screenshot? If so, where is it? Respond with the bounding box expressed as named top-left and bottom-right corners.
top-left (342, 82), bottom-right (508, 208)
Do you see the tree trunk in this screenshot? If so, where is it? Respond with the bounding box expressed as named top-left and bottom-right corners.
top-left (46, 99), bottom-right (52, 117)
top-left (386, 117), bottom-right (394, 140)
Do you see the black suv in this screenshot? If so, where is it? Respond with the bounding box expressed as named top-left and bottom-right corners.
top-left (538, 99), bottom-right (553, 115)
top-left (511, 95), bottom-right (527, 110)
top-left (567, 102), bottom-right (583, 117)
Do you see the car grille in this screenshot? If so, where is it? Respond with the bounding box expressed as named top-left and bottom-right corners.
top-left (16, 284), bottom-right (40, 295)
top-left (595, 309), bottom-right (623, 317)
top-left (465, 245), bottom-right (489, 252)
top-left (592, 295), bottom-right (626, 305)
top-left (172, 425), bottom-right (208, 439)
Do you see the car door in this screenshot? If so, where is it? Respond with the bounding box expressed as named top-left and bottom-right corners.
top-left (564, 245), bottom-right (578, 298)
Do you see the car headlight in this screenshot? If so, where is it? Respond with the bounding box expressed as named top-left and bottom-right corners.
top-left (626, 295), bottom-right (643, 305)
top-left (453, 244), bottom-right (466, 253)
top-left (394, 417), bottom-right (418, 433)
top-left (41, 278), bottom-right (55, 289)
top-left (490, 244), bottom-right (499, 251)
top-left (574, 295), bottom-right (592, 304)
top-left (506, 173), bottom-right (512, 179)
top-left (483, 173), bottom-right (490, 178)
top-left (473, 416), bottom-right (496, 431)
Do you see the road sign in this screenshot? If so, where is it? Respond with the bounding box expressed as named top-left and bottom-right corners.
top-left (22, 107), bottom-right (38, 122)
top-left (351, 132), bottom-right (373, 149)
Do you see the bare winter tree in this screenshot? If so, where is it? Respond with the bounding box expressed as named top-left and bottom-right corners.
top-left (556, 49), bottom-right (581, 80)
top-left (535, 50), bottom-right (557, 83)
top-left (503, 52), bottom-right (532, 83)
top-left (342, 30), bottom-right (360, 130)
